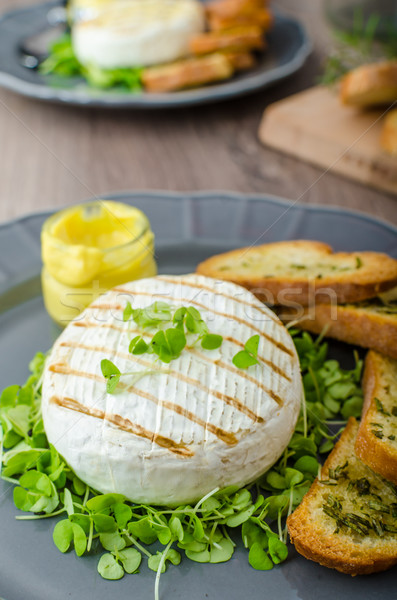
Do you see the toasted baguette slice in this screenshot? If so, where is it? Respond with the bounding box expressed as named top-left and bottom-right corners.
top-left (222, 50), bottom-right (256, 71)
top-left (196, 241), bottom-right (397, 305)
top-left (205, 0), bottom-right (268, 20)
top-left (340, 60), bottom-right (397, 107)
top-left (287, 418), bottom-right (397, 575)
top-left (381, 108), bottom-right (397, 156)
top-left (189, 26), bottom-right (265, 56)
top-left (208, 9), bottom-right (273, 32)
top-left (279, 297), bottom-right (397, 359)
top-left (355, 351), bottom-right (397, 483)
top-left (142, 54), bottom-right (233, 93)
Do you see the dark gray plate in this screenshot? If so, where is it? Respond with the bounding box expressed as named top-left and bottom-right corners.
top-left (0, 2), bottom-right (311, 108)
top-left (1, 191), bottom-right (396, 600)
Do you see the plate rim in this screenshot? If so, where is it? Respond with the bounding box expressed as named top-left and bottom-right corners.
top-left (1, 190), bottom-right (396, 237)
top-left (0, 2), bottom-right (312, 108)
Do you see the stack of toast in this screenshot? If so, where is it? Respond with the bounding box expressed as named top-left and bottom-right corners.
top-left (197, 240), bottom-right (397, 359)
top-left (197, 239), bottom-right (397, 574)
top-left (143, 0), bottom-right (272, 92)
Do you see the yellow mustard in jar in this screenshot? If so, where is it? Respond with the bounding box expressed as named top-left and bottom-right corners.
top-left (41, 200), bottom-right (157, 326)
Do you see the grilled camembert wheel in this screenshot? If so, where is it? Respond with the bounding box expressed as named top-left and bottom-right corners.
top-left (72, 0), bottom-right (206, 69)
top-left (42, 274), bottom-right (301, 505)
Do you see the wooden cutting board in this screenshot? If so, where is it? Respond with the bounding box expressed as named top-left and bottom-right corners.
top-left (258, 85), bottom-right (397, 195)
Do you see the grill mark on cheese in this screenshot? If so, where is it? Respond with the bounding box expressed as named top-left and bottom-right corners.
top-left (50, 396), bottom-right (193, 457)
top-left (155, 276), bottom-right (281, 325)
top-left (48, 364), bottom-right (238, 445)
top-left (70, 321), bottom-right (287, 405)
top-left (92, 290), bottom-right (294, 357)
top-left (60, 340), bottom-right (264, 422)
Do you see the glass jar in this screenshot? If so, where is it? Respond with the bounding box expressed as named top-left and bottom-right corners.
top-left (41, 200), bottom-right (157, 326)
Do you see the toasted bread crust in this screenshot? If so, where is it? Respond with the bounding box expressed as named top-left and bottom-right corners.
top-left (189, 26), bottom-right (265, 55)
top-left (196, 240), bottom-right (397, 305)
top-left (287, 418), bottom-right (397, 575)
top-left (142, 54), bottom-right (234, 93)
top-left (340, 61), bottom-right (397, 107)
top-left (208, 9), bottom-right (273, 31)
top-left (381, 108), bottom-right (397, 156)
top-left (355, 351), bottom-right (397, 483)
top-left (279, 303), bottom-right (397, 359)
top-left (222, 50), bottom-right (256, 71)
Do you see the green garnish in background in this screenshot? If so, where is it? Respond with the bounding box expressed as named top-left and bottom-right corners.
top-left (321, 8), bottom-right (397, 84)
top-left (39, 34), bottom-right (143, 92)
top-left (0, 330), bottom-right (364, 600)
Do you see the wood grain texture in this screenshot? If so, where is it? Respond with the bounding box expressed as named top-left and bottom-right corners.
top-left (0, 0), bottom-right (396, 227)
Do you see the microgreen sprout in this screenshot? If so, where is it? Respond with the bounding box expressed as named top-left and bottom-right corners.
top-left (232, 335), bottom-right (260, 369)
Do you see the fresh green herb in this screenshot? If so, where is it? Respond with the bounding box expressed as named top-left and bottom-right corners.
top-left (1, 331), bottom-right (366, 597)
top-left (375, 397), bottom-right (390, 416)
top-left (233, 335), bottom-right (260, 369)
top-left (321, 7), bottom-right (397, 85)
top-left (39, 34), bottom-right (143, 92)
top-left (355, 257), bottom-right (363, 269)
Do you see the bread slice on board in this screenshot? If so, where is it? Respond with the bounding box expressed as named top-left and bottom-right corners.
top-left (287, 418), bottom-right (397, 575)
top-left (355, 351), bottom-right (397, 483)
top-left (340, 60), bottom-right (397, 107)
top-left (279, 298), bottom-right (397, 359)
top-left (196, 240), bottom-right (397, 305)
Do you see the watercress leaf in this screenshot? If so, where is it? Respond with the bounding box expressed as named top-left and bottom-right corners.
top-left (0, 385), bottom-right (19, 407)
top-left (201, 497), bottom-right (221, 512)
top-left (53, 519), bottom-right (74, 553)
top-left (92, 514), bottom-right (117, 533)
top-left (248, 542), bottom-right (273, 570)
top-left (70, 513), bottom-right (91, 535)
top-left (293, 456), bottom-right (319, 478)
top-left (319, 439), bottom-right (334, 454)
top-left (100, 531), bottom-right (126, 551)
top-left (86, 493), bottom-right (126, 512)
top-left (128, 518), bottom-right (158, 545)
top-left (19, 470), bottom-right (53, 496)
top-left (129, 337), bottom-right (149, 355)
top-left (241, 521), bottom-right (268, 549)
top-left (268, 534), bottom-right (288, 564)
top-left (201, 334), bottom-right (223, 350)
top-left (169, 516), bottom-right (184, 542)
top-left (2, 449), bottom-right (43, 478)
top-left (63, 488), bottom-right (74, 516)
top-left (173, 307), bottom-right (187, 328)
top-left (284, 468), bottom-right (304, 487)
top-left (341, 396), bottom-right (363, 419)
top-left (266, 471), bottom-right (286, 490)
top-left (71, 476), bottom-right (86, 496)
top-left (244, 335), bottom-right (260, 357)
top-left (7, 405), bottom-right (31, 438)
top-left (225, 505), bottom-right (256, 527)
top-left (106, 375), bottom-right (120, 394)
top-left (100, 359), bottom-right (120, 379)
top-left (184, 548), bottom-right (211, 563)
top-left (209, 537), bottom-right (234, 563)
top-left (148, 549), bottom-right (181, 572)
top-left (97, 553), bottom-right (124, 580)
top-left (123, 301), bottom-right (134, 322)
top-left (72, 523), bottom-right (87, 556)
top-left (232, 351), bottom-right (258, 369)
top-left (178, 539), bottom-right (207, 553)
top-left (113, 502), bottom-right (132, 529)
top-left (165, 328), bottom-right (186, 357)
top-left (118, 548), bottom-right (142, 574)
top-left (157, 526), bottom-right (172, 545)
top-left (18, 386), bottom-right (34, 406)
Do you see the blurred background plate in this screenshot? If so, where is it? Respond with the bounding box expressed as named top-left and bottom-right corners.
top-left (1, 191), bottom-right (396, 600)
top-left (0, 1), bottom-right (311, 108)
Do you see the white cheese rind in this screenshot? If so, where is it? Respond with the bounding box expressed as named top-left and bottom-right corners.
top-left (72, 0), bottom-right (205, 68)
top-left (42, 274), bottom-right (302, 505)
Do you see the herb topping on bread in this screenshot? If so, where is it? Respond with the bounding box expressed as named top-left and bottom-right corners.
top-left (287, 418), bottom-right (397, 575)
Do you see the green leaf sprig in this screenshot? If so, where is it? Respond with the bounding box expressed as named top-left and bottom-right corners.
top-left (1, 331), bottom-right (364, 599)
top-left (232, 335), bottom-right (260, 369)
top-left (39, 34), bottom-right (143, 92)
top-left (102, 301), bottom-right (223, 393)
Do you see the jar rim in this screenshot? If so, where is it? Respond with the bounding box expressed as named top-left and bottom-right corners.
top-left (41, 200), bottom-right (153, 255)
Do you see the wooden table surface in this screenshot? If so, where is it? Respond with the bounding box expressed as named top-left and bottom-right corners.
top-left (0, 0), bottom-right (396, 228)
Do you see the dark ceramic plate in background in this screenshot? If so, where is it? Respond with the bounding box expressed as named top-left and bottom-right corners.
top-left (0, 2), bottom-right (311, 108)
top-left (1, 191), bottom-right (396, 600)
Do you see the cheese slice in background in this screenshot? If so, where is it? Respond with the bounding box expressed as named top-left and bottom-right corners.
top-left (41, 274), bottom-right (302, 506)
top-left (71, 0), bottom-right (206, 68)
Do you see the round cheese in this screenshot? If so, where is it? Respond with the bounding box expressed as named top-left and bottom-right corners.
top-left (41, 274), bottom-right (302, 506)
top-left (72, 0), bottom-right (205, 69)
